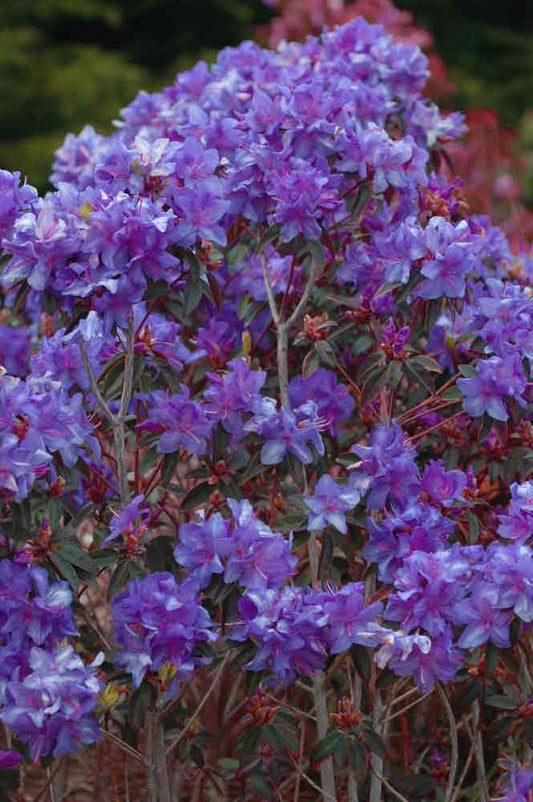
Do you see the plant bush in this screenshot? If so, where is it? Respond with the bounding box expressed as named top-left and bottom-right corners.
top-left (0, 14), bottom-right (531, 802)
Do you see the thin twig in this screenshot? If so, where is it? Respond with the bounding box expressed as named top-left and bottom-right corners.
top-left (384, 690), bottom-right (433, 723)
top-left (439, 684), bottom-right (459, 802)
top-left (165, 652), bottom-right (230, 756)
top-left (368, 761), bottom-right (410, 802)
top-left (99, 728), bottom-right (148, 766)
top-left (449, 727), bottom-right (478, 802)
top-left (261, 255), bottom-right (280, 326)
top-left (472, 700), bottom-right (489, 801)
top-left (80, 341), bottom-right (114, 425)
top-left (299, 768), bottom-right (337, 801)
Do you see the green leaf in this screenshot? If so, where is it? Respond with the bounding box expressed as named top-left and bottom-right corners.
top-left (466, 512), bottom-right (480, 543)
top-left (146, 536), bottom-right (176, 573)
top-left (458, 363), bottom-right (478, 378)
top-left (305, 239), bottom-right (326, 271)
top-left (311, 730), bottom-right (342, 763)
top-left (247, 774), bottom-right (274, 799)
top-left (55, 541), bottom-right (95, 573)
top-left (145, 279), bottom-right (171, 300)
top-left (89, 548), bottom-right (119, 570)
top-left (318, 531), bottom-right (334, 580)
top-left (441, 386), bottom-right (462, 402)
top-left (50, 552), bottom-right (80, 590)
top-left (357, 351), bottom-right (386, 382)
top-left (410, 355), bottom-right (443, 373)
top-left (162, 452), bottom-right (180, 487)
top-left (387, 359), bottom-right (403, 391)
top-left (454, 677), bottom-right (483, 711)
top-left (525, 717), bottom-right (533, 748)
top-left (404, 360), bottom-right (435, 396)
top-left (302, 349), bottom-right (320, 379)
top-left (360, 721), bottom-right (387, 759)
top-left (396, 776), bottom-right (437, 797)
top-left (262, 725), bottom-right (285, 752)
top-left (315, 340), bottom-right (337, 368)
top-left (181, 482), bottom-right (212, 511)
top-left (254, 224), bottom-right (281, 256)
top-left (487, 715), bottom-right (514, 743)
top-left (361, 365), bottom-right (388, 406)
top-left (218, 757), bottom-right (240, 771)
top-left (350, 644), bottom-right (372, 682)
top-left (128, 682), bottom-right (156, 728)
top-left (484, 695), bottom-right (516, 710)
top-left (108, 559), bottom-right (144, 598)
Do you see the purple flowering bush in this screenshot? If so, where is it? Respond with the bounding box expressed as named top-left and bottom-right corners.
top-left (0, 16), bottom-right (531, 802)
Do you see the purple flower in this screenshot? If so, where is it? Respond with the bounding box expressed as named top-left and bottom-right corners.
top-left (495, 763), bottom-right (533, 802)
top-left (141, 387), bottom-right (213, 456)
top-left (246, 399), bottom-right (326, 465)
top-left (363, 503), bottom-right (455, 583)
top-left (1, 644), bottom-right (101, 761)
top-left (421, 460), bottom-right (467, 507)
top-left (288, 368), bottom-right (354, 436)
top-left (385, 551), bottom-right (467, 637)
top-left (498, 482), bottom-right (533, 543)
top-left (378, 629), bottom-right (463, 692)
top-left (458, 354), bottom-right (527, 422)
top-left (486, 544), bottom-right (533, 623)
top-left (173, 187), bottom-right (228, 247)
top-left (0, 750), bottom-right (22, 769)
top-left (350, 422), bottom-right (420, 510)
top-left (103, 494), bottom-right (150, 547)
top-left (204, 357), bottom-right (266, 434)
top-left (417, 217), bottom-right (474, 299)
top-left (322, 583), bottom-right (383, 653)
top-left (455, 584), bottom-right (513, 649)
top-left (112, 573), bottom-right (216, 694)
top-left (216, 499), bottom-right (297, 590)
top-left (229, 587), bottom-right (328, 685)
top-left (0, 170), bottom-right (38, 241)
top-left (174, 513), bottom-right (227, 588)
top-left (304, 474), bottom-right (360, 534)
top-left (196, 319), bottom-right (236, 366)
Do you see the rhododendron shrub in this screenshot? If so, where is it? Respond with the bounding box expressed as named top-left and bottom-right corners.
top-left (0, 16), bottom-right (531, 802)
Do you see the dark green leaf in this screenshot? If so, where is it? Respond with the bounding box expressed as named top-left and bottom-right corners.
top-left (387, 359), bottom-right (403, 391)
top-left (350, 645), bottom-right (372, 682)
top-left (181, 482), bottom-right (212, 511)
top-left (454, 678), bottom-right (483, 711)
top-left (396, 775), bottom-right (437, 797)
top-left (128, 682), bottom-right (155, 728)
top-left (108, 559), bottom-right (144, 598)
top-left (254, 224), bottom-right (281, 256)
top-left (315, 340), bottom-right (337, 368)
top-left (485, 695), bottom-right (516, 710)
top-left (162, 452), bottom-right (180, 487)
top-left (458, 364), bottom-right (478, 378)
top-left (410, 355), bottom-right (443, 373)
top-left (360, 721), bottom-right (387, 759)
top-left (404, 360), bottom-right (435, 396)
top-left (247, 774), bottom-right (274, 799)
top-left (525, 717), bottom-right (533, 748)
top-left (312, 730), bottom-right (342, 763)
top-left (357, 351), bottom-right (386, 382)
top-left (319, 531), bottom-right (334, 580)
top-left (50, 552), bottom-right (80, 590)
top-left (487, 715), bottom-right (514, 743)
top-left (361, 365), bottom-right (388, 406)
top-left (146, 536), bottom-right (176, 573)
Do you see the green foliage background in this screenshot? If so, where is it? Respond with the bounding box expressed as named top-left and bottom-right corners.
top-left (0, 0), bottom-right (530, 191)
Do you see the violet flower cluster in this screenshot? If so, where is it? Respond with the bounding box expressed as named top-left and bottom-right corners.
top-left (0, 560), bottom-right (101, 759)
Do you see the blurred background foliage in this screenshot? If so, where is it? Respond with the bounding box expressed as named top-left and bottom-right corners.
top-left (0, 0), bottom-right (531, 192)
